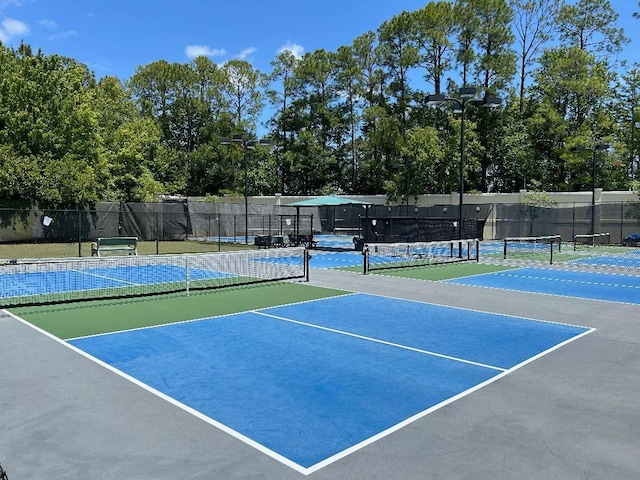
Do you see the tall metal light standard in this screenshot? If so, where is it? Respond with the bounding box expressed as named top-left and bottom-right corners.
top-left (570, 143), bottom-right (610, 242)
top-left (220, 135), bottom-right (270, 244)
top-left (425, 87), bottom-right (502, 241)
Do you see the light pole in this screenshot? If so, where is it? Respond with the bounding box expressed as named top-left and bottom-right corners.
top-left (570, 143), bottom-right (610, 242)
top-left (425, 87), bottom-right (501, 241)
top-left (220, 135), bottom-right (270, 244)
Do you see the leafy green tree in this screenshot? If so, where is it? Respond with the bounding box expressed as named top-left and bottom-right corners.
top-left (334, 45), bottom-right (363, 192)
top-left (529, 47), bottom-right (613, 190)
top-left (454, 0), bottom-right (480, 87)
top-left (377, 11), bottom-right (419, 136)
top-left (488, 99), bottom-right (538, 191)
top-left (390, 126), bottom-right (446, 202)
top-left (510, 0), bottom-right (562, 114)
top-left (129, 60), bottom-right (177, 140)
top-left (0, 43), bottom-right (106, 207)
top-left (411, 1), bottom-right (457, 95)
top-left (473, 0), bottom-right (516, 92)
top-left (613, 66), bottom-right (640, 188)
top-left (556, 0), bottom-right (628, 58)
top-left (350, 32), bottom-right (386, 192)
top-left (219, 59), bottom-right (267, 132)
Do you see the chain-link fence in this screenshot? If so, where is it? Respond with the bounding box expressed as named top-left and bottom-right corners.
top-left (0, 201), bottom-right (315, 260)
top-left (493, 202), bottom-right (640, 243)
top-left (2, 200), bottom-right (639, 259)
top-left (322, 202), bottom-right (640, 244)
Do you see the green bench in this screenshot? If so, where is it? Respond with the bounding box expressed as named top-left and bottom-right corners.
top-left (91, 237), bottom-right (138, 257)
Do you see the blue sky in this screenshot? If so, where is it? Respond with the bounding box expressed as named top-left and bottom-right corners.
top-left (0, 0), bottom-right (427, 78)
top-left (0, 0), bottom-right (640, 80)
top-left (1, 0), bottom-right (638, 82)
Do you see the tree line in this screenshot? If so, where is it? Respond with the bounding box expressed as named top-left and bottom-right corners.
top-left (1, 0), bottom-right (640, 209)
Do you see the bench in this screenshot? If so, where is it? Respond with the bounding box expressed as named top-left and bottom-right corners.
top-left (288, 234), bottom-right (317, 248)
top-left (254, 235), bottom-right (287, 248)
top-left (91, 237), bottom-right (138, 257)
top-left (254, 235), bottom-right (272, 248)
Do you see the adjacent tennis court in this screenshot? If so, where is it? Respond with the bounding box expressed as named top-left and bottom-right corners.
top-left (64, 293), bottom-right (590, 474)
top-left (3, 243), bottom-right (640, 480)
top-left (445, 266), bottom-right (640, 304)
top-left (0, 248), bottom-right (308, 307)
top-left (568, 250), bottom-right (640, 269)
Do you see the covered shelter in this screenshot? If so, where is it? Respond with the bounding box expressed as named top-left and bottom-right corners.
top-left (285, 196), bottom-right (373, 246)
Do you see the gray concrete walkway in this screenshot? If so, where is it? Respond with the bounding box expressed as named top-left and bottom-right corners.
top-left (1, 267), bottom-right (639, 479)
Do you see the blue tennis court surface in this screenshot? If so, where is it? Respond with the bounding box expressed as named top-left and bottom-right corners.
top-left (68, 293), bottom-right (590, 473)
top-left (568, 251), bottom-right (640, 269)
top-left (0, 264), bottom-right (234, 298)
top-left (309, 251), bottom-right (363, 269)
top-left (251, 250), bottom-right (362, 269)
top-left (446, 267), bottom-right (640, 304)
top-left (314, 234), bottom-right (356, 249)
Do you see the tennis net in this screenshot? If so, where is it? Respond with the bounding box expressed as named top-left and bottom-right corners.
top-left (573, 232), bottom-right (611, 249)
top-left (502, 235), bottom-right (562, 264)
top-left (0, 247), bottom-right (309, 307)
top-left (363, 239), bottom-right (479, 274)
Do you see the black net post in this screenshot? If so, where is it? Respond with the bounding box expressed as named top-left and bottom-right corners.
top-left (362, 246), bottom-right (369, 275)
top-left (218, 215), bottom-right (222, 251)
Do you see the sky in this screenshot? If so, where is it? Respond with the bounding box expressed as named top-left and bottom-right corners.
top-left (0, 0), bottom-right (640, 80)
top-left (1, 0), bottom-right (639, 83)
top-left (0, 0), bottom-right (428, 79)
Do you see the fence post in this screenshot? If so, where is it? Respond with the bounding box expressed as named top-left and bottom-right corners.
top-left (620, 202), bottom-right (624, 244)
top-left (77, 209), bottom-right (82, 257)
top-left (155, 210), bottom-right (159, 254)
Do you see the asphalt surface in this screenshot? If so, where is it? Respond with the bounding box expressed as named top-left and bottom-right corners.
top-left (1, 265), bottom-right (639, 479)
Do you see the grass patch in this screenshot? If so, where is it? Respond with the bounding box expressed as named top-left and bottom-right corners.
top-left (11, 282), bottom-right (347, 340)
top-left (368, 262), bottom-right (516, 281)
top-left (0, 240), bottom-right (256, 260)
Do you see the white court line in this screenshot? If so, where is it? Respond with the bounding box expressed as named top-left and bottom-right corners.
top-left (490, 271), bottom-right (640, 290)
top-left (1, 303), bottom-right (596, 476)
top-left (303, 325), bottom-right (596, 474)
top-left (1, 308), bottom-right (308, 475)
top-left (253, 310), bottom-right (506, 372)
top-left (66, 292), bottom-right (360, 342)
top-left (70, 268), bottom-right (141, 286)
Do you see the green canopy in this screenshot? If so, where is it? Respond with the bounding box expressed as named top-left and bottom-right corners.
top-left (285, 195), bottom-right (371, 207)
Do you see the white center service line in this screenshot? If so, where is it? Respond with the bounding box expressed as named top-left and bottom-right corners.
top-left (253, 310), bottom-right (506, 372)
top-left (70, 268), bottom-right (141, 286)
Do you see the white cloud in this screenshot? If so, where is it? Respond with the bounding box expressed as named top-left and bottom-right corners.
top-left (38, 19), bottom-right (56, 29)
top-left (49, 30), bottom-right (76, 41)
top-left (0, 17), bottom-right (28, 42)
top-left (2, 17), bottom-right (28, 34)
top-left (0, 0), bottom-right (26, 12)
top-left (185, 45), bottom-right (226, 59)
top-left (277, 42), bottom-right (304, 59)
top-left (237, 46), bottom-right (256, 60)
